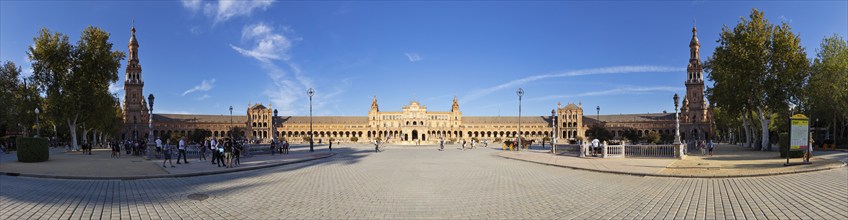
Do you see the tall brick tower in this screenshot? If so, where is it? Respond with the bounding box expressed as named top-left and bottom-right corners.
top-left (122, 21), bottom-right (149, 141)
top-left (682, 23), bottom-right (711, 140)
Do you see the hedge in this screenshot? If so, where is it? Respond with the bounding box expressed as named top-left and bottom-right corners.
top-left (16, 137), bottom-right (49, 162)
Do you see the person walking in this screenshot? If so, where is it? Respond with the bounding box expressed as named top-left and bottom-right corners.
top-left (439, 138), bottom-right (445, 151)
top-left (216, 139), bottom-right (225, 167)
top-left (224, 138), bottom-right (234, 168)
top-left (484, 139), bottom-right (488, 148)
top-left (374, 139), bottom-right (381, 152)
top-left (233, 140), bottom-right (242, 167)
top-left (707, 139), bottom-right (715, 156)
top-left (211, 139), bottom-right (219, 165)
top-left (698, 140), bottom-right (706, 156)
top-left (329, 140), bottom-right (333, 151)
top-left (270, 140), bottom-right (276, 155)
top-left (162, 140), bottom-right (175, 168)
top-left (155, 137), bottom-right (162, 159)
top-left (177, 137), bottom-right (189, 164)
top-left (199, 140), bottom-right (207, 161)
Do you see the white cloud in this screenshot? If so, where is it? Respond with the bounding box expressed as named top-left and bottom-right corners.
top-left (405, 52), bottom-right (422, 62)
top-left (182, 78), bottom-right (216, 96)
top-left (108, 82), bottom-right (123, 94)
top-left (528, 86), bottom-right (681, 102)
top-left (181, 0), bottom-right (201, 10)
top-left (230, 23), bottom-right (293, 62)
top-left (196, 94), bottom-right (211, 100)
top-left (462, 65), bottom-right (684, 103)
top-left (181, 0), bottom-right (275, 24)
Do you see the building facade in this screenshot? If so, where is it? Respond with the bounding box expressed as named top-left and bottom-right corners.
top-left (129, 24), bottom-right (713, 144)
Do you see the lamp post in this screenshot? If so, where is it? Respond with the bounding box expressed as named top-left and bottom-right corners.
top-left (307, 88), bottom-right (315, 152)
top-left (35, 107), bottom-right (40, 137)
top-left (551, 109), bottom-right (556, 154)
top-left (147, 94), bottom-right (154, 159)
top-left (596, 106), bottom-right (600, 124)
top-left (673, 93), bottom-right (681, 144)
top-left (516, 88), bottom-right (524, 150)
top-left (147, 94), bottom-right (154, 143)
top-left (273, 109), bottom-right (278, 142)
top-left (229, 106), bottom-right (233, 139)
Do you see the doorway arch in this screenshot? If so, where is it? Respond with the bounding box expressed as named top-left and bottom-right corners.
top-left (412, 130), bottom-right (419, 140)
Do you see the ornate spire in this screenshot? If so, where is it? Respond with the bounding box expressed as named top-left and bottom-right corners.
top-left (451, 96), bottom-right (460, 112)
top-left (690, 21), bottom-right (699, 47)
top-left (370, 96), bottom-right (379, 112)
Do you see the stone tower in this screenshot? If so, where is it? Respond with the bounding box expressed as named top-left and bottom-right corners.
top-left (122, 21), bottom-right (150, 141)
top-left (684, 24), bottom-right (707, 124)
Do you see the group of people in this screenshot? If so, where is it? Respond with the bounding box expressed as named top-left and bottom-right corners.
top-left (269, 140), bottom-right (291, 155)
top-left (109, 140), bottom-right (145, 158)
top-left (155, 137), bottom-right (250, 169)
top-left (696, 140), bottom-right (716, 156)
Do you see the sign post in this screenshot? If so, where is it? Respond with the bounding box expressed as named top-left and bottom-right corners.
top-left (786, 114), bottom-right (810, 166)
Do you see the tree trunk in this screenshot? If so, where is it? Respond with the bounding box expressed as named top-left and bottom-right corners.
top-left (758, 107), bottom-right (771, 151)
top-left (68, 117), bottom-right (78, 151)
top-left (743, 115), bottom-right (752, 148)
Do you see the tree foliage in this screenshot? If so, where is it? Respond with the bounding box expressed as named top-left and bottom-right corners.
top-left (807, 34), bottom-right (848, 141)
top-left (621, 129), bottom-right (641, 143)
top-left (704, 8), bottom-right (809, 150)
top-left (586, 125), bottom-right (613, 142)
top-left (28, 27), bottom-right (125, 148)
top-left (188, 128), bottom-right (212, 144)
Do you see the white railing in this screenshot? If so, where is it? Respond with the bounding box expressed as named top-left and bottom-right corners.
top-left (625, 144), bottom-right (677, 158)
top-left (604, 144), bottom-right (625, 158)
top-left (553, 144), bottom-right (583, 156)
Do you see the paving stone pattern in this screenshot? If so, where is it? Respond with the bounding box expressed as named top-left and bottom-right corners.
top-left (1, 146), bottom-right (846, 219)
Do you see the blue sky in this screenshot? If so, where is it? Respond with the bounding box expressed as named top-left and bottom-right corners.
top-left (2, 1), bottom-right (846, 117)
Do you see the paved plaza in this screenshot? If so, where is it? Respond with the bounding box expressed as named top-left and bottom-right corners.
top-left (1, 145), bottom-right (847, 219)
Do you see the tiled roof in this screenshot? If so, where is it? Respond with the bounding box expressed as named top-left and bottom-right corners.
top-left (153, 114), bottom-right (247, 123)
top-left (463, 116), bottom-right (552, 124)
top-left (277, 116), bottom-right (369, 124)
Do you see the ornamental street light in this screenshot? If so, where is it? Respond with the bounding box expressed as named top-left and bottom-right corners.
top-left (229, 106), bottom-right (234, 139)
top-left (307, 88), bottom-right (315, 152)
top-left (673, 93), bottom-right (681, 144)
top-left (35, 107), bottom-right (40, 137)
top-left (147, 94), bottom-right (155, 160)
top-left (147, 94), bottom-right (154, 144)
top-left (596, 106), bottom-right (600, 124)
top-left (516, 88), bottom-right (524, 150)
top-left (551, 109), bottom-right (556, 154)
top-left (273, 109), bottom-right (278, 141)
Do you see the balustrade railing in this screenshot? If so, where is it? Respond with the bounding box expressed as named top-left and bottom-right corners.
top-left (624, 144), bottom-right (677, 158)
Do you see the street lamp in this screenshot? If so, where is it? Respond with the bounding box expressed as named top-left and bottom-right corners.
top-left (307, 88), bottom-right (315, 152)
top-left (673, 93), bottom-right (681, 144)
top-left (516, 88), bottom-right (524, 150)
top-left (273, 109), bottom-right (278, 141)
top-left (551, 109), bottom-right (556, 154)
top-left (147, 94), bottom-right (154, 144)
top-left (34, 107), bottom-right (40, 137)
top-left (229, 106), bottom-right (233, 139)
top-left (147, 94), bottom-right (154, 160)
top-left (596, 106), bottom-right (600, 124)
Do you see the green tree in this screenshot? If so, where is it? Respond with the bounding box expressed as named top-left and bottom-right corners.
top-left (586, 125), bottom-right (613, 142)
top-left (808, 34), bottom-right (848, 144)
top-left (28, 27), bottom-right (125, 149)
top-left (188, 128), bottom-right (212, 144)
top-left (642, 131), bottom-right (661, 144)
top-left (0, 61), bottom-right (22, 136)
top-left (705, 8), bottom-right (809, 151)
top-left (622, 129), bottom-right (641, 144)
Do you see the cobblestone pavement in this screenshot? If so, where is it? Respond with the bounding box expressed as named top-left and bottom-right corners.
top-left (1, 145), bottom-right (846, 219)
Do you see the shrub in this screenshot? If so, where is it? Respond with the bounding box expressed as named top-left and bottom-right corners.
top-left (350, 136), bottom-right (358, 142)
top-left (16, 137), bottom-right (49, 162)
top-left (494, 137), bottom-right (502, 143)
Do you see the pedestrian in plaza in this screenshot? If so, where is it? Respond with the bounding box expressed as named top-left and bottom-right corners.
top-left (234, 140), bottom-right (242, 167)
top-left (329, 140), bottom-right (333, 151)
top-left (439, 138), bottom-right (445, 151)
top-left (270, 140), bottom-right (276, 155)
top-left (177, 137), bottom-right (189, 164)
top-left (374, 139), bottom-right (381, 152)
top-left (805, 135), bottom-right (813, 163)
top-left (216, 139), bottom-right (225, 167)
top-left (162, 140), bottom-right (175, 168)
top-left (199, 140), bottom-right (207, 161)
top-left (591, 138), bottom-right (600, 156)
top-left (211, 139), bottom-right (219, 165)
top-left (707, 139), bottom-right (715, 156)
top-left (484, 139), bottom-right (488, 148)
top-left (462, 139), bottom-right (466, 151)
top-left (698, 140), bottom-right (706, 156)
top-left (155, 137), bottom-right (162, 159)
top-left (111, 141), bottom-right (119, 158)
top-left (224, 138), bottom-right (234, 168)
